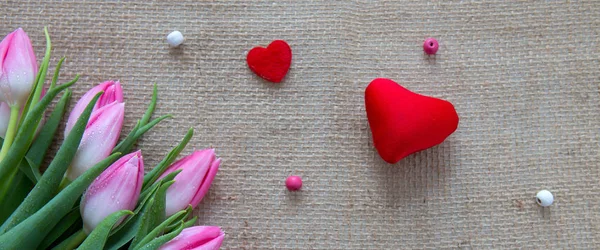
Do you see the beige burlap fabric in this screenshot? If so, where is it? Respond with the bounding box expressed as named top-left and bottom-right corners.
top-left (2, 1), bottom-right (599, 249)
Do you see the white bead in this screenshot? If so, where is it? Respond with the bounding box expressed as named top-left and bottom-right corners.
top-left (536, 190), bottom-right (554, 207)
top-left (166, 31), bottom-right (184, 47)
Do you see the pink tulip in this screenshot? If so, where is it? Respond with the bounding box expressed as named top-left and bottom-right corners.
top-left (158, 149), bottom-right (220, 216)
top-left (158, 226), bottom-right (224, 250)
top-left (65, 80), bottom-right (123, 135)
top-left (0, 28), bottom-right (37, 107)
top-left (80, 151), bottom-right (144, 233)
top-left (65, 101), bottom-right (124, 181)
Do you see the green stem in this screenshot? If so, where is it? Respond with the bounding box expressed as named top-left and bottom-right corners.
top-left (0, 106), bottom-right (21, 161)
top-left (52, 229), bottom-right (86, 250)
top-left (0, 108), bottom-right (20, 202)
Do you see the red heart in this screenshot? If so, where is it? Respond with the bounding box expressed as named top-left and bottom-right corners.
top-left (246, 40), bottom-right (292, 83)
top-left (365, 78), bottom-right (459, 164)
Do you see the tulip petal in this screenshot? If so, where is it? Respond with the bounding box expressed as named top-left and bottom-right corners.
top-left (4, 31), bottom-right (36, 94)
top-left (66, 102), bottom-right (124, 181)
top-left (80, 151), bottom-right (144, 233)
top-left (162, 149), bottom-right (215, 216)
top-left (0, 28), bottom-right (37, 106)
top-left (158, 226), bottom-right (224, 250)
top-left (194, 233), bottom-right (224, 250)
top-left (97, 81), bottom-right (123, 107)
top-left (65, 80), bottom-right (123, 135)
top-left (0, 31), bottom-right (14, 72)
top-left (190, 158), bottom-right (220, 208)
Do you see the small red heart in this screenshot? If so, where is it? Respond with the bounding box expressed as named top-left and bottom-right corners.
top-left (365, 78), bottom-right (459, 164)
top-left (246, 40), bottom-right (292, 83)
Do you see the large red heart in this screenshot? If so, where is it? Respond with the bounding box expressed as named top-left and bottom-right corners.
top-left (365, 78), bottom-right (459, 164)
top-left (246, 40), bottom-right (292, 83)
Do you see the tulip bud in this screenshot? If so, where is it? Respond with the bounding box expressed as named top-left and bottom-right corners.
top-left (65, 80), bottom-right (123, 135)
top-left (80, 151), bottom-right (144, 233)
top-left (0, 28), bottom-right (38, 107)
top-left (159, 149), bottom-right (220, 216)
top-left (66, 101), bottom-right (124, 181)
top-left (158, 226), bottom-right (224, 250)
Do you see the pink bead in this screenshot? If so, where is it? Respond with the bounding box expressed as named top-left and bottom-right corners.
top-left (423, 38), bottom-right (439, 55)
top-left (285, 176), bottom-right (302, 191)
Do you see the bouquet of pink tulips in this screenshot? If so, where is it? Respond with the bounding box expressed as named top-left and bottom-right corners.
top-left (0, 28), bottom-right (224, 249)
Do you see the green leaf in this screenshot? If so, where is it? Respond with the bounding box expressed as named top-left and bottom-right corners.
top-left (19, 156), bottom-right (39, 183)
top-left (135, 222), bottom-right (186, 250)
top-left (78, 210), bottom-right (133, 250)
top-left (0, 92), bottom-right (101, 233)
top-left (130, 180), bottom-right (173, 248)
top-left (105, 174), bottom-right (177, 250)
top-left (105, 199), bottom-right (154, 250)
top-left (50, 57), bottom-right (66, 89)
top-left (140, 169), bottom-right (181, 201)
top-left (140, 84), bottom-right (157, 126)
top-left (29, 89), bottom-right (72, 168)
top-left (18, 89), bottom-right (72, 183)
top-left (163, 206), bottom-right (193, 233)
top-left (34, 27), bottom-right (52, 97)
top-left (19, 64), bottom-right (44, 126)
top-left (38, 207), bottom-right (82, 250)
top-left (0, 153), bottom-right (120, 249)
top-left (28, 56), bottom-right (49, 112)
top-left (0, 77), bottom-right (78, 213)
top-left (0, 171), bottom-right (33, 224)
top-left (48, 216), bottom-right (83, 249)
top-left (109, 180), bottom-right (160, 235)
top-left (142, 128), bottom-right (193, 191)
top-left (116, 114), bottom-right (171, 154)
top-left (132, 209), bottom-right (189, 249)
top-left (136, 115), bottom-right (171, 138)
top-left (111, 121), bottom-right (140, 155)
top-left (18, 27), bottom-right (52, 127)
top-left (51, 229), bottom-right (86, 250)
top-left (127, 198), bottom-right (156, 249)
top-left (104, 186), bottom-right (160, 250)
top-left (0, 76), bottom-right (77, 181)
top-left (112, 86), bottom-right (168, 155)
top-left (182, 216), bottom-right (198, 229)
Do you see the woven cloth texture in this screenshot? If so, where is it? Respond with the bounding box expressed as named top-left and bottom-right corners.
top-left (2, 1), bottom-right (600, 249)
